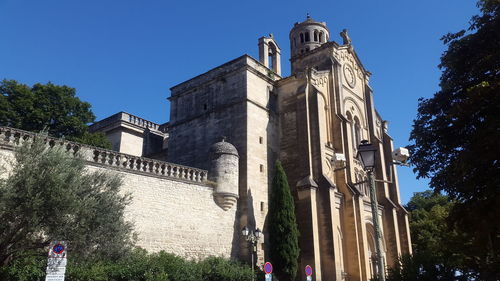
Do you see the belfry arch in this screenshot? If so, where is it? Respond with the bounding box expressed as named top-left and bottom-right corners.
top-left (258, 35), bottom-right (281, 75)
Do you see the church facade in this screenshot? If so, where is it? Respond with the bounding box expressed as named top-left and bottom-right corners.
top-left (1, 16), bottom-right (412, 281)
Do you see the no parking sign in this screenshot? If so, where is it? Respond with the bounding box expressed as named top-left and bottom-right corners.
top-left (305, 265), bottom-right (313, 281)
top-left (264, 262), bottom-right (273, 281)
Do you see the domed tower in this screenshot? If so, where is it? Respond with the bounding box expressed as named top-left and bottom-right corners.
top-left (208, 139), bottom-right (239, 211)
top-left (289, 14), bottom-right (330, 57)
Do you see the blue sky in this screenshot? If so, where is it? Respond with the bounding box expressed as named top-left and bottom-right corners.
top-left (0, 0), bottom-right (478, 203)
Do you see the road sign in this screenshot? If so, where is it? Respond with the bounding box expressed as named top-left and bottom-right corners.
top-left (46, 241), bottom-right (67, 281)
top-left (305, 265), bottom-right (313, 276)
top-left (306, 276), bottom-right (312, 281)
top-left (265, 273), bottom-right (273, 281)
top-left (264, 262), bottom-right (273, 274)
top-left (52, 243), bottom-right (65, 255)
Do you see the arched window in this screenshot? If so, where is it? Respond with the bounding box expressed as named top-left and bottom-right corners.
top-left (351, 119), bottom-right (356, 151)
top-left (352, 117), bottom-right (362, 151)
top-left (300, 33), bottom-right (304, 43)
top-left (267, 42), bottom-right (278, 73)
top-left (293, 37), bottom-right (296, 47)
top-left (366, 225), bottom-right (378, 279)
top-left (268, 49), bottom-right (274, 70)
top-left (319, 31), bottom-right (324, 42)
top-left (305, 32), bottom-right (310, 42)
top-left (314, 30), bottom-right (318, 41)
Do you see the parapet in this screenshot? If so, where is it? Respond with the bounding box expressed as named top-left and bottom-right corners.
top-left (0, 126), bottom-right (206, 183)
top-left (89, 112), bottom-right (168, 159)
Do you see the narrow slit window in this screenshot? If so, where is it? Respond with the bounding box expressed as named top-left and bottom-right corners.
top-left (259, 136), bottom-right (263, 144)
top-left (260, 164), bottom-right (264, 172)
top-left (260, 201), bottom-right (265, 211)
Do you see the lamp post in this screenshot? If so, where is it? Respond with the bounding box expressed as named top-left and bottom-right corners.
top-left (357, 140), bottom-right (386, 281)
top-left (242, 226), bottom-right (262, 281)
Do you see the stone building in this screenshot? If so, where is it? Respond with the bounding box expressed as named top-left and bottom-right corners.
top-left (1, 16), bottom-right (412, 281)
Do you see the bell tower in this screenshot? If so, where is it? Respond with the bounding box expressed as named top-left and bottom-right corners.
top-left (258, 34), bottom-right (281, 76)
top-left (289, 14), bottom-right (330, 57)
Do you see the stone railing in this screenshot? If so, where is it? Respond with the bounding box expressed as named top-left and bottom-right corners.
top-left (89, 112), bottom-right (163, 132)
top-left (126, 113), bottom-right (160, 131)
top-left (0, 126), bottom-right (207, 183)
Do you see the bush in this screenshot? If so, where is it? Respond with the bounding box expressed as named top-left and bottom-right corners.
top-left (0, 251), bottom-right (46, 281)
top-left (67, 249), bottom-right (253, 281)
top-left (2, 248), bottom-right (257, 281)
top-left (198, 256), bottom-right (254, 281)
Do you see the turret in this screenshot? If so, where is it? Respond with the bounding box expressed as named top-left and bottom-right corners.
top-left (289, 14), bottom-right (330, 57)
top-left (208, 139), bottom-right (239, 211)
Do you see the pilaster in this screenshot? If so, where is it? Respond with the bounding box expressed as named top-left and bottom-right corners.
top-left (296, 177), bottom-right (322, 281)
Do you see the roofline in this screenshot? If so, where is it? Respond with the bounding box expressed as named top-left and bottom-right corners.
top-left (169, 54), bottom-right (281, 93)
top-left (170, 55), bottom-right (247, 92)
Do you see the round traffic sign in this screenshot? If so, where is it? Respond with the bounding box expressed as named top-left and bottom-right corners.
top-left (305, 265), bottom-right (313, 276)
top-left (53, 243), bottom-right (65, 255)
top-left (264, 262), bottom-right (273, 274)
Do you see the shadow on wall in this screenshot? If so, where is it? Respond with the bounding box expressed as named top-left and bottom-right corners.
top-left (232, 189), bottom-right (257, 261)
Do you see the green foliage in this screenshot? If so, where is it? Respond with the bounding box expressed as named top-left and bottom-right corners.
top-left (68, 131), bottom-right (112, 149)
top-left (65, 249), bottom-right (254, 281)
top-left (0, 134), bottom-right (134, 268)
top-left (409, 1), bottom-right (500, 279)
top-left (0, 79), bottom-right (111, 149)
top-left (268, 160), bottom-right (299, 281)
top-left (385, 191), bottom-right (469, 280)
top-left (0, 247), bottom-right (255, 281)
top-left (387, 253), bottom-right (464, 281)
top-left (406, 191), bottom-right (457, 258)
top-left (386, 191), bottom-right (471, 280)
top-left (198, 256), bottom-right (256, 281)
top-left (0, 251), bottom-right (46, 281)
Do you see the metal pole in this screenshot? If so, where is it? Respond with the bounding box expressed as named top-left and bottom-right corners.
top-left (251, 241), bottom-right (255, 281)
top-left (368, 169), bottom-right (386, 281)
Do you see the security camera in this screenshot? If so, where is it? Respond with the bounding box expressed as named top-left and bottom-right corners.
top-left (392, 147), bottom-right (409, 164)
top-left (332, 153), bottom-right (346, 168)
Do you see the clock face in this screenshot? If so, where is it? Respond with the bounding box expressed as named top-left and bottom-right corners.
top-left (344, 64), bottom-right (356, 88)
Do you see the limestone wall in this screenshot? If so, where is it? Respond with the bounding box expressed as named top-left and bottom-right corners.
top-left (86, 165), bottom-right (238, 259)
top-left (0, 127), bottom-right (238, 260)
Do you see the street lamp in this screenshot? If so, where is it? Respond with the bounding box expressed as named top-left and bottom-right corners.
top-left (357, 140), bottom-right (386, 281)
top-left (242, 226), bottom-right (262, 281)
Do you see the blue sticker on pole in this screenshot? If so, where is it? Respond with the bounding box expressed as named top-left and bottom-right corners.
top-left (264, 262), bottom-right (273, 274)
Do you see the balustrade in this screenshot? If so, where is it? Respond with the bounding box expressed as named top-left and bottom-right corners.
top-left (0, 126), bottom-right (206, 183)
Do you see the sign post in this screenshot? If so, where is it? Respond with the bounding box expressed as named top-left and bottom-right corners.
top-left (264, 262), bottom-right (273, 281)
top-left (45, 241), bottom-right (67, 281)
top-left (305, 265), bottom-right (313, 281)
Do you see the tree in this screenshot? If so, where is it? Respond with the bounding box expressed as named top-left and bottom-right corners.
top-left (268, 160), bottom-right (300, 281)
top-left (387, 191), bottom-right (473, 281)
top-left (402, 191), bottom-right (464, 279)
top-left (0, 133), bottom-right (134, 268)
top-left (0, 79), bottom-right (111, 149)
top-left (409, 1), bottom-right (500, 278)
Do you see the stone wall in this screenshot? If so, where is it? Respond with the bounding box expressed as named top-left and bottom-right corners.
top-left (86, 165), bottom-right (238, 259)
top-left (0, 127), bottom-right (238, 260)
